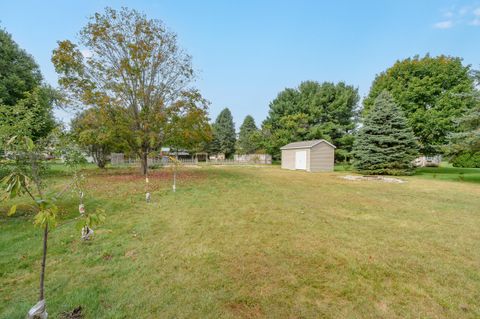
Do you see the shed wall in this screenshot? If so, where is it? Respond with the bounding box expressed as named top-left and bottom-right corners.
top-left (309, 142), bottom-right (334, 172)
top-left (281, 148), bottom-right (312, 171)
top-left (281, 149), bottom-right (296, 170)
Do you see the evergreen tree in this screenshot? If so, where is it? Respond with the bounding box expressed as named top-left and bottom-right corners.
top-left (353, 91), bottom-right (418, 175)
top-left (211, 108), bottom-right (236, 157)
top-left (446, 104), bottom-right (480, 167)
top-left (263, 81), bottom-right (359, 159)
top-left (237, 115), bottom-right (261, 154)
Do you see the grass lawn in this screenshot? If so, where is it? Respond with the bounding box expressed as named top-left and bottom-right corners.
top-left (1, 165), bottom-right (480, 318)
top-left (414, 163), bottom-right (480, 184)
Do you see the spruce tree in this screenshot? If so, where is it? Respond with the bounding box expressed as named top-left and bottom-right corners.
top-left (447, 104), bottom-right (480, 167)
top-left (211, 108), bottom-right (236, 157)
top-left (237, 115), bottom-right (260, 154)
top-left (353, 91), bottom-right (418, 175)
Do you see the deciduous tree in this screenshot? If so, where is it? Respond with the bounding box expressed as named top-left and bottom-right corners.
top-left (164, 91), bottom-right (212, 153)
top-left (70, 107), bottom-right (118, 168)
top-left (363, 55), bottom-right (476, 155)
top-left (0, 29), bottom-right (56, 143)
top-left (0, 29), bottom-right (42, 105)
top-left (52, 7), bottom-right (207, 175)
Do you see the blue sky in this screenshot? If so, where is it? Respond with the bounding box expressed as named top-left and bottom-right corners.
top-left (1, 0), bottom-right (480, 129)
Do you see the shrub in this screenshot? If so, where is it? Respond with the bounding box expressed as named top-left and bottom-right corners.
top-left (451, 152), bottom-right (480, 168)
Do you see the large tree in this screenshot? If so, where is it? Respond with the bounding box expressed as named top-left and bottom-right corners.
top-left (52, 7), bottom-right (208, 175)
top-left (0, 29), bottom-right (56, 143)
top-left (164, 91), bottom-right (212, 152)
top-left (237, 115), bottom-right (261, 154)
top-left (353, 91), bottom-right (418, 175)
top-left (0, 29), bottom-right (42, 105)
top-left (70, 107), bottom-right (118, 168)
top-left (363, 55), bottom-right (476, 155)
top-left (262, 81), bottom-right (359, 159)
top-left (210, 108), bottom-right (236, 157)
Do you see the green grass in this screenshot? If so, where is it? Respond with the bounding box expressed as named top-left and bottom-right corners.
top-left (414, 163), bottom-right (480, 183)
top-left (334, 163), bottom-right (353, 172)
top-left (334, 162), bottom-right (480, 184)
top-left (1, 166), bottom-right (480, 318)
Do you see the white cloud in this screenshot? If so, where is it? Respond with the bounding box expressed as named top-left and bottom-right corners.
top-left (80, 49), bottom-right (93, 58)
top-left (471, 17), bottom-right (480, 25)
top-left (444, 10), bottom-right (454, 18)
top-left (459, 6), bottom-right (469, 15)
top-left (433, 20), bottom-right (453, 29)
top-left (434, 4), bottom-right (480, 29)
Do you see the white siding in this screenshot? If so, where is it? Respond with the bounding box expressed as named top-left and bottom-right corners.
top-left (281, 149), bottom-right (296, 170)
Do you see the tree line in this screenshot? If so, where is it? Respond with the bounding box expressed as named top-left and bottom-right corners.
top-left (1, 7), bottom-right (479, 176)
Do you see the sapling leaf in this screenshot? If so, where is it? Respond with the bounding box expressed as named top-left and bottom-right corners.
top-left (8, 204), bottom-right (17, 216)
top-left (34, 206), bottom-right (58, 228)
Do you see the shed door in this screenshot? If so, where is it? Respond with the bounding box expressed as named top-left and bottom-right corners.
top-left (295, 150), bottom-right (307, 170)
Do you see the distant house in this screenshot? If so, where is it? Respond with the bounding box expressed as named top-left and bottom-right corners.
top-left (234, 154), bottom-right (272, 164)
top-left (414, 155), bottom-right (442, 167)
top-left (209, 153), bottom-right (225, 161)
top-left (280, 139), bottom-right (335, 172)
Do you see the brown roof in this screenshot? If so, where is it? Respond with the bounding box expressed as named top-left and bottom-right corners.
top-left (280, 139), bottom-right (336, 150)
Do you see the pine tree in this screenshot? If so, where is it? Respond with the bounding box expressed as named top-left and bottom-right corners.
top-left (211, 108), bottom-right (236, 157)
top-left (237, 115), bottom-right (260, 154)
top-left (447, 104), bottom-right (480, 167)
top-left (353, 91), bottom-right (418, 175)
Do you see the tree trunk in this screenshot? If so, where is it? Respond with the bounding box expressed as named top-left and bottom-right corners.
top-left (141, 152), bottom-right (148, 176)
top-left (93, 148), bottom-right (108, 169)
top-left (39, 223), bottom-right (48, 301)
top-left (173, 167), bottom-right (177, 192)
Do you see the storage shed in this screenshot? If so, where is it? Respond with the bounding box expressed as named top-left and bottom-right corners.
top-left (280, 139), bottom-right (336, 172)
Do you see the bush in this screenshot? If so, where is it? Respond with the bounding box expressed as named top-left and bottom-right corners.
top-left (451, 152), bottom-right (480, 168)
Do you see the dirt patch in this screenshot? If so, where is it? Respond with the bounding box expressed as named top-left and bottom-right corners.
top-left (341, 175), bottom-right (405, 183)
top-left (124, 249), bottom-right (137, 260)
top-left (102, 253), bottom-right (113, 261)
top-left (59, 306), bottom-right (83, 319)
top-left (226, 301), bottom-right (264, 318)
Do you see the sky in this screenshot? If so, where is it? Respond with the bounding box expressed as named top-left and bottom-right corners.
top-left (1, 0), bottom-right (480, 129)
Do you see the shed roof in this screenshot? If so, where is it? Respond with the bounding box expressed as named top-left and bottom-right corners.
top-left (280, 139), bottom-right (336, 150)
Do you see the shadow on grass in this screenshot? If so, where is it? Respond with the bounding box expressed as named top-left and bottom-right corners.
top-left (415, 166), bottom-right (480, 183)
top-left (334, 163), bottom-right (480, 184)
